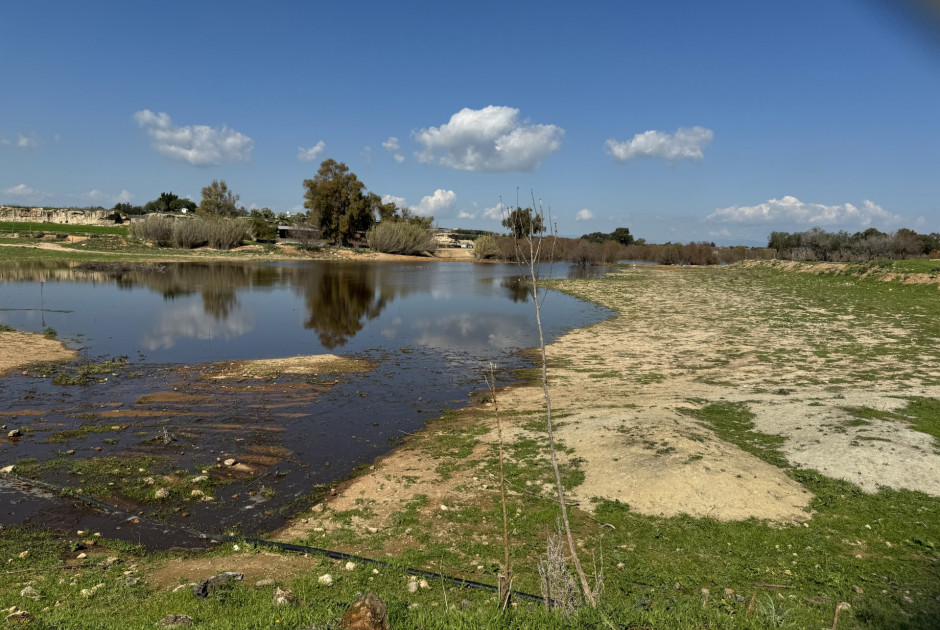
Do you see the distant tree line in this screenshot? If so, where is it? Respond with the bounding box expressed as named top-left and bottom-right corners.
top-left (768, 227), bottom-right (940, 262)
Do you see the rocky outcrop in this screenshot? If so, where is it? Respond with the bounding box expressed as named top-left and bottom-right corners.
top-left (0, 206), bottom-right (121, 225)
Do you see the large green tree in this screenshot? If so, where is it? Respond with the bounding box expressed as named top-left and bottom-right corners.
top-left (302, 159), bottom-right (376, 244)
top-left (199, 180), bottom-right (241, 217)
top-left (502, 206), bottom-right (545, 239)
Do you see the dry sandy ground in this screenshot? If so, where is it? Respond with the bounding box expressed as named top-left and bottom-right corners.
top-left (0, 331), bottom-right (76, 376)
top-left (277, 264), bottom-right (940, 545)
top-left (203, 355), bottom-right (373, 380)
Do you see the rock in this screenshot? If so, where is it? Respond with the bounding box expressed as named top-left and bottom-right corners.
top-left (407, 581), bottom-right (418, 594)
top-left (81, 583), bottom-right (105, 598)
top-left (192, 572), bottom-right (243, 598)
top-left (20, 586), bottom-right (40, 600)
top-left (223, 458), bottom-right (236, 467)
top-left (191, 476), bottom-right (208, 483)
top-left (419, 579), bottom-right (429, 589)
top-left (154, 488), bottom-right (170, 499)
top-left (125, 577), bottom-right (140, 586)
top-left (272, 586), bottom-right (296, 606)
top-left (8, 429), bottom-right (22, 438)
top-left (18, 551), bottom-right (29, 559)
top-left (156, 614), bottom-right (193, 626)
top-left (5, 611), bottom-right (32, 624)
top-left (76, 553), bottom-right (87, 559)
top-left (338, 593), bottom-right (390, 630)
top-left (0, 465), bottom-right (14, 474)
top-left (345, 561), bottom-right (356, 571)
top-left (254, 578), bottom-right (276, 588)
top-left (318, 574), bottom-right (333, 587)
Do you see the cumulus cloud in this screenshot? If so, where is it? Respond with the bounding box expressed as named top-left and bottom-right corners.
top-left (575, 208), bottom-right (594, 221)
top-left (605, 126), bottom-right (713, 163)
top-left (82, 189), bottom-right (134, 205)
top-left (415, 189), bottom-right (457, 216)
top-left (133, 109), bottom-right (253, 166)
top-left (457, 210), bottom-right (477, 219)
top-left (297, 141), bottom-right (325, 162)
top-left (708, 195), bottom-right (903, 228)
top-left (382, 136), bottom-right (405, 163)
top-left (381, 194), bottom-right (407, 208)
top-left (414, 105), bottom-right (563, 172)
top-left (482, 204), bottom-right (505, 221)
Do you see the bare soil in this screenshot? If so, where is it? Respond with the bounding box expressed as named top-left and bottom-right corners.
top-left (203, 355), bottom-right (373, 380)
top-left (277, 264), bottom-right (940, 548)
top-left (0, 331), bottom-right (76, 376)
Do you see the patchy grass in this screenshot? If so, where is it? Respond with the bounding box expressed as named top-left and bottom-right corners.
top-left (844, 396), bottom-right (940, 444)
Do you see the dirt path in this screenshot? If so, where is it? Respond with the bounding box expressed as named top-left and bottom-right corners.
top-left (277, 264), bottom-right (940, 546)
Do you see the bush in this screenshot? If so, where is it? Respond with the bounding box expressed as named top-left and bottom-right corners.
top-left (205, 217), bottom-right (249, 250)
top-left (366, 221), bottom-right (437, 255)
top-left (171, 218), bottom-right (209, 249)
top-left (473, 235), bottom-right (500, 260)
top-left (129, 214), bottom-right (174, 246)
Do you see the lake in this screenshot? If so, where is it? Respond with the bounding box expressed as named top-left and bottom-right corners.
top-left (0, 260), bottom-right (613, 537)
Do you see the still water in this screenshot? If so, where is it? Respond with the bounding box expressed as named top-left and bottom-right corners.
top-left (0, 260), bottom-right (613, 537)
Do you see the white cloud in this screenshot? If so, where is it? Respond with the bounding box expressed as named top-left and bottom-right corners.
top-left (605, 126), bottom-right (714, 163)
top-left (575, 208), bottom-right (594, 221)
top-left (382, 136), bottom-right (405, 163)
top-left (414, 105), bottom-right (563, 172)
top-left (82, 189), bottom-right (134, 205)
top-left (381, 194), bottom-right (406, 208)
top-left (297, 141), bottom-right (325, 162)
top-left (0, 137), bottom-right (10, 147)
top-left (415, 189), bottom-right (457, 216)
top-left (16, 134), bottom-right (39, 149)
top-left (482, 204), bottom-right (505, 221)
top-left (457, 210), bottom-right (477, 219)
top-left (3, 183), bottom-right (51, 200)
top-left (133, 109), bottom-right (253, 166)
top-left (708, 196), bottom-right (903, 228)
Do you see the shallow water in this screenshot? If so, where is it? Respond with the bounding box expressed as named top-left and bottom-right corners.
top-left (0, 260), bottom-right (613, 540)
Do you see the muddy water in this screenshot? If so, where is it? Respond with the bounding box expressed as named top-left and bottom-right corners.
top-left (0, 261), bottom-right (612, 542)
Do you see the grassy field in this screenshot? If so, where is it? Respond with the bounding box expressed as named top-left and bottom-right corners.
top-left (1, 262), bottom-right (938, 628)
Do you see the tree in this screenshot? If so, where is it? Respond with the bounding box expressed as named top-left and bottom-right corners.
top-left (169, 198), bottom-right (197, 212)
top-left (502, 206), bottom-right (545, 239)
top-left (199, 180), bottom-right (241, 217)
top-left (302, 159), bottom-right (374, 244)
top-left (610, 227), bottom-right (634, 246)
top-left (158, 191), bottom-right (179, 212)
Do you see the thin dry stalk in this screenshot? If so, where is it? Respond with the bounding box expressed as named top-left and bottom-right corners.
top-left (508, 198), bottom-right (595, 607)
top-left (538, 531), bottom-right (580, 613)
top-left (484, 362), bottom-right (513, 609)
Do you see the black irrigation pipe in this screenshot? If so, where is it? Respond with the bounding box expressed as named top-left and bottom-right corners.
top-left (2, 472), bottom-right (548, 605)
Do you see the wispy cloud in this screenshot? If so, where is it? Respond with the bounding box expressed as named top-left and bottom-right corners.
top-left (82, 189), bottom-right (134, 205)
top-left (382, 136), bottom-right (405, 163)
top-left (297, 141), bottom-right (326, 162)
top-left (16, 134), bottom-right (39, 149)
top-left (605, 126), bottom-right (713, 163)
top-left (575, 208), bottom-right (594, 221)
top-left (2, 183), bottom-right (53, 202)
top-left (708, 195), bottom-right (903, 228)
top-left (482, 204), bottom-right (505, 221)
top-left (414, 105), bottom-right (563, 172)
top-left (134, 110), bottom-right (253, 166)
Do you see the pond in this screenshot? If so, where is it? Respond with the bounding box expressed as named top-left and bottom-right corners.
top-left (0, 260), bottom-right (614, 540)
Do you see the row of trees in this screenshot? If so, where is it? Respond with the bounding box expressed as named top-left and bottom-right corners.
top-left (769, 227), bottom-right (940, 262)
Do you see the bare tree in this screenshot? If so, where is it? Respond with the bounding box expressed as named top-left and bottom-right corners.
top-left (504, 197), bottom-right (596, 607)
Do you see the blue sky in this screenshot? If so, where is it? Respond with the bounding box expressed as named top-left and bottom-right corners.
top-left (2, 0), bottom-right (938, 245)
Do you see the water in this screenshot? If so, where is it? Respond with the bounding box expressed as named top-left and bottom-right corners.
top-left (0, 260), bottom-right (613, 538)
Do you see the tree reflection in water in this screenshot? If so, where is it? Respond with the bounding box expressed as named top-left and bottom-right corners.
top-left (296, 265), bottom-right (390, 349)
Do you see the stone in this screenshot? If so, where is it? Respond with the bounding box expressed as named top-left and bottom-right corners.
top-left (223, 458), bottom-right (236, 467)
top-left (5, 611), bottom-right (32, 624)
top-left (318, 573), bottom-right (334, 586)
top-left (8, 429), bottom-right (22, 438)
top-left (154, 488), bottom-right (170, 499)
top-left (192, 572), bottom-right (243, 598)
top-left (338, 593), bottom-right (390, 630)
top-left (345, 561), bottom-right (356, 571)
top-left (255, 578), bottom-right (276, 588)
top-left (156, 614), bottom-right (193, 627)
top-left (407, 581), bottom-right (419, 594)
top-left (0, 465), bottom-right (14, 474)
top-left (20, 586), bottom-right (40, 600)
top-left (272, 586), bottom-right (296, 606)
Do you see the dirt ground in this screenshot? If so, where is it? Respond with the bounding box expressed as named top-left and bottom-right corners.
top-left (277, 264), bottom-right (940, 545)
top-left (0, 331), bottom-right (76, 376)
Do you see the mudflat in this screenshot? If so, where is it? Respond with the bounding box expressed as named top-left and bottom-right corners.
top-left (0, 331), bottom-right (76, 376)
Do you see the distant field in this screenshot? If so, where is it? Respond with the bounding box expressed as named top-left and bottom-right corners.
top-left (0, 221), bottom-right (128, 235)
top-left (889, 259), bottom-right (940, 274)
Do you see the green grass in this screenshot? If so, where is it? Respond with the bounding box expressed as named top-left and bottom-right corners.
top-left (844, 397), bottom-right (940, 444)
top-left (0, 221), bottom-right (128, 235)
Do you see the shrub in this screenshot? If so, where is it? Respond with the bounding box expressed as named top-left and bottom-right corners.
top-left (366, 221), bottom-right (437, 255)
top-left (473, 235), bottom-right (500, 260)
top-left (129, 214), bottom-right (173, 246)
top-left (205, 217), bottom-right (249, 250)
top-left (171, 218), bottom-right (209, 249)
